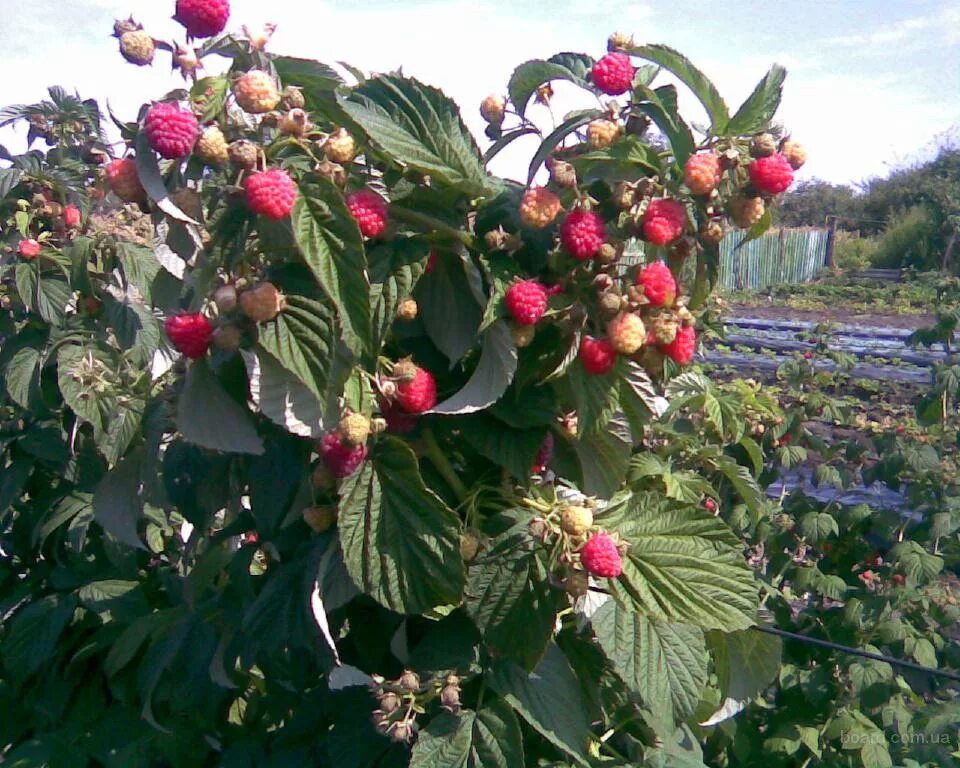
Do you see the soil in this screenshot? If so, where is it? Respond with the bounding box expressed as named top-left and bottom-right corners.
top-left (727, 303), bottom-right (935, 331)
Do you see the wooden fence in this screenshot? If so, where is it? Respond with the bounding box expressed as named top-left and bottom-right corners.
top-left (718, 227), bottom-right (828, 291)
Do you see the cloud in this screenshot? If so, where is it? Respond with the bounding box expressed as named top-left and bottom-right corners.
top-left (820, 3), bottom-right (960, 50)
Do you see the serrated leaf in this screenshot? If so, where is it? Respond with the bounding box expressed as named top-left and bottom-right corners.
top-left (57, 346), bottom-right (109, 438)
top-left (416, 249), bottom-right (485, 365)
top-left (176, 358), bottom-right (264, 455)
top-left (5, 347), bottom-right (40, 409)
top-left (242, 347), bottom-right (326, 437)
top-left (799, 511), bottom-right (839, 544)
top-left (860, 741), bottom-right (893, 768)
top-left (733, 208), bottom-right (773, 251)
top-left (592, 602), bottom-right (707, 722)
top-left (342, 75), bottom-right (493, 196)
top-left (133, 131), bottom-right (200, 225)
top-left (0, 167), bottom-right (23, 199)
top-left (889, 541), bottom-right (943, 584)
top-left (459, 414), bottom-right (545, 479)
top-left (368, 238), bottom-right (429, 350)
top-left (527, 109), bottom-right (602, 185)
top-left (338, 437), bottom-right (465, 614)
top-left (93, 449), bottom-right (145, 549)
top-left (725, 64), bottom-right (787, 135)
top-left (508, 53), bottom-right (594, 116)
top-left (572, 422), bottom-right (632, 498)
top-left (98, 396), bottom-right (144, 467)
top-left (703, 628), bottom-right (781, 724)
top-left (190, 76), bottom-right (230, 123)
top-left (0, 594), bottom-right (76, 685)
top-left (411, 700), bottom-right (524, 768)
top-left (293, 178), bottom-right (371, 355)
top-left (430, 322), bottom-right (517, 415)
top-left (633, 84), bottom-right (696, 166)
top-left (16, 263), bottom-right (70, 326)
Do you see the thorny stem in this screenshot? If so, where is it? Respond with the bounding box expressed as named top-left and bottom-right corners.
top-left (390, 205), bottom-right (476, 248)
top-left (421, 428), bottom-right (467, 503)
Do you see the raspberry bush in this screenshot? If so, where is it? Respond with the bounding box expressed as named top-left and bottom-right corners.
top-left (0, 7), bottom-right (857, 767)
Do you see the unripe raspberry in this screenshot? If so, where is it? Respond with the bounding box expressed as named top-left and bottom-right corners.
top-left (512, 324), bottom-right (535, 348)
top-left (212, 324), bottom-right (242, 351)
top-left (565, 570), bottom-right (590, 597)
top-left (239, 282), bottom-right (284, 322)
top-left (598, 291), bottom-right (623, 316)
top-left (213, 284), bottom-right (238, 313)
top-left (579, 335), bottom-right (617, 375)
top-left (339, 411), bottom-right (371, 446)
top-left (504, 280), bottom-right (548, 326)
top-left (662, 324), bottom-right (696, 365)
top-left (591, 52), bottom-right (635, 96)
top-left (63, 204), bottom-right (81, 228)
top-left (636, 261), bottom-right (677, 307)
top-left (103, 157), bottom-right (144, 203)
top-left (480, 94), bottom-right (506, 125)
top-left (531, 431), bottom-right (554, 474)
top-left (282, 86), bottom-right (306, 109)
top-left (303, 506), bottom-right (337, 534)
top-left (612, 181), bottom-right (636, 210)
top-left (396, 298), bottom-right (418, 321)
top-left (395, 364), bottom-right (437, 413)
top-left (195, 126), bottom-right (229, 166)
top-left (174, 0), bottom-right (230, 38)
top-left (346, 188), bottom-right (389, 238)
top-left (749, 153), bottom-right (794, 194)
top-left (119, 30), bottom-right (155, 66)
top-left (324, 128), bottom-right (357, 164)
top-left (398, 671), bottom-right (420, 692)
top-left (684, 152), bottom-right (721, 196)
top-left (234, 70), bottom-right (281, 114)
top-left (781, 139), bottom-right (807, 170)
top-left (18, 239), bottom-right (41, 259)
top-left (580, 532), bottom-right (622, 578)
top-left (647, 307), bottom-right (679, 345)
top-left (750, 133), bottom-right (777, 157)
top-left (729, 196), bottom-right (765, 229)
top-left (607, 31), bottom-right (635, 52)
top-left (669, 236), bottom-right (697, 263)
top-left (173, 44), bottom-right (200, 76)
top-left (547, 157), bottom-right (577, 188)
top-left (319, 431), bottom-right (367, 478)
top-left (642, 198), bottom-right (687, 246)
top-left (246, 169), bottom-right (297, 220)
top-left (316, 159), bottom-right (348, 188)
top-left (228, 140), bottom-right (259, 170)
top-left (606, 312), bottom-right (646, 354)
top-left (460, 531), bottom-right (480, 562)
top-left (144, 103), bottom-right (199, 160)
top-left (560, 210), bottom-right (606, 260)
top-left (586, 118), bottom-right (621, 149)
top-left (164, 313), bottom-right (213, 359)
top-left (560, 505), bottom-right (593, 536)
top-left (279, 108), bottom-right (310, 137)
top-left (699, 220), bottom-right (725, 246)
top-left (519, 187), bottom-right (562, 229)
top-left (311, 462), bottom-right (336, 492)
top-left (598, 243), bottom-right (619, 264)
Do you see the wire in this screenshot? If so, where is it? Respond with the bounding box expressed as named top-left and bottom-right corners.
top-left (753, 625), bottom-right (960, 683)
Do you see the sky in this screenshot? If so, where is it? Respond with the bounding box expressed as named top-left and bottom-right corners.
top-left (0, 0), bottom-right (958, 188)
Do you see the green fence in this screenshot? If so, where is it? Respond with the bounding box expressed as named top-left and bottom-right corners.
top-left (718, 227), bottom-right (828, 291)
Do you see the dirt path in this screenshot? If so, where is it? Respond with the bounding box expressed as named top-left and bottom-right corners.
top-left (727, 303), bottom-right (935, 331)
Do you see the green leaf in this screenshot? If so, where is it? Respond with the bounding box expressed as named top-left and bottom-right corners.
top-left (416, 249), bottom-right (485, 364)
top-left (368, 238), bottom-right (429, 351)
top-left (572, 422), bottom-right (632, 498)
top-left (338, 437), bottom-right (465, 614)
top-left (93, 449), bottom-right (145, 549)
top-left (459, 414), bottom-right (546, 479)
top-left (5, 347), bottom-right (40, 410)
top-left (273, 56), bottom-right (343, 99)
top-left (431, 322), bottom-right (517, 414)
top-left (0, 167), bottom-right (23, 199)
top-left (342, 75), bottom-right (493, 196)
top-left (490, 643), bottom-right (590, 767)
top-left (57, 345), bottom-right (109, 438)
top-left (176, 358), bottom-right (264, 455)
top-left (410, 700), bottom-right (524, 768)
top-left (725, 65), bottom-right (787, 135)
top-left (799, 511), bottom-right (839, 544)
top-left (190, 75), bottom-right (230, 123)
top-left (732, 208), bottom-right (773, 250)
top-left (293, 178), bottom-right (371, 355)
top-left (527, 109), bottom-right (603, 185)
top-left (573, 135), bottom-right (663, 183)
top-left (889, 541), bottom-right (943, 584)
top-left (703, 629), bottom-right (781, 724)
top-left (0, 594), bottom-right (76, 685)
top-left (633, 84), bottom-right (696, 166)
top-left (16, 263), bottom-right (70, 325)
top-left (627, 44), bottom-right (730, 131)
top-left (714, 457), bottom-right (765, 518)
top-left (592, 602), bottom-right (707, 722)
top-left (508, 53), bottom-right (594, 116)
top-left (134, 131), bottom-right (200, 225)
top-left (860, 741), bottom-right (893, 768)
top-left (612, 498), bottom-right (757, 631)
top-left (98, 396), bottom-right (145, 467)
top-left (465, 521), bottom-right (564, 670)
top-left (242, 347), bottom-right (326, 438)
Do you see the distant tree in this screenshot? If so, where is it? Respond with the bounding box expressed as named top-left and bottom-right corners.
top-left (778, 179), bottom-right (863, 229)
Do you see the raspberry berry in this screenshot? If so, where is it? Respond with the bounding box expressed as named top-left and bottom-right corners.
top-left (750, 133), bottom-right (777, 158)
top-left (781, 139), bottom-right (807, 170)
top-left (338, 412), bottom-right (371, 447)
top-left (579, 335), bottom-right (617, 375)
top-left (592, 52), bottom-right (635, 95)
top-left (394, 363), bottom-right (437, 414)
top-left (684, 152), bottom-right (721, 196)
top-left (519, 187), bottom-right (562, 229)
top-left (164, 313), bottom-right (213, 359)
top-left (143, 103), bottom-right (199, 160)
top-left (647, 308), bottom-right (679, 345)
top-left (228, 140), bottom-right (259, 171)
top-left (119, 30), bottom-right (155, 66)
top-left (560, 505), bottom-right (593, 537)
top-left (246, 169), bottom-right (297, 220)
top-left (346, 189), bottom-right (389, 238)
top-left (560, 210), bottom-right (606, 260)
top-left (324, 128), bottom-right (357, 164)
top-left (504, 280), bottom-right (548, 326)
top-left (662, 325), bottom-right (696, 366)
top-left (531, 432), bottom-right (554, 474)
top-left (174, 0), bottom-right (230, 39)
top-left (607, 312), bottom-right (646, 355)
top-left (749, 153), bottom-right (794, 194)
top-left (728, 196), bottom-right (765, 229)
top-left (642, 198), bottom-right (687, 246)
top-left (480, 94), bottom-right (506, 125)
top-left (239, 282), bottom-right (284, 322)
top-left (234, 70), bottom-right (281, 114)
top-left (580, 532), bottom-right (623, 578)
top-left (18, 239), bottom-right (41, 259)
top-left (195, 126), bottom-right (229, 166)
top-left (105, 157), bottom-right (146, 203)
top-left (318, 431), bottom-right (367, 478)
top-left (586, 118), bottom-right (621, 149)
top-left (636, 261), bottom-right (677, 307)
top-left (63, 204), bottom-right (82, 228)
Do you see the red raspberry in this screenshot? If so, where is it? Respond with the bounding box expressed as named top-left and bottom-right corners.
top-left (749, 153), bottom-right (794, 194)
top-left (174, 0), bottom-right (230, 38)
top-left (662, 325), bottom-right (696, 365)
top-left (105, 157), bottom-right (146, 203)
top-left (246, 169), bottom-right (297, 220)
top-left (379, 397), bottom-right (419, 434)
top-left (560, 210), bottom-right (606, 260)
top-left (579, 335), bottom-right (617, 375)
top-left (592, 52), bottom-right (635, 96)
top-left (18, 239), bottom-right (41, 259)
top-left (395, 366), bottom-right (437, 413)
top-left (319, 431), bottom-right (367, 478)
top-left (636, 261), bottom-right (677, 307)
top-left (164, 313), bottom-right (213, 359)
top-left (704, 498), bottom-right (718, 513)
top-left (519, 187), bottom-right (562, 228)
top-left (346, 189), bottom-right (389, 238)
top-left (63, 204), bottom-right (81, 228)
top-left (531, 431), bottom-right (554, 474)
top-left (684, 153), bottom-right (721, 196)
top-left (143, 103), bottom-right (199, 160)
top-left (642, 198), bottom-right (687, 246)
top-left (580, 532), bottom-right (622, 578)
top-left (505, 280), bottom-right (548, 326)
top-left (426, 249), bottom-right (438, 274)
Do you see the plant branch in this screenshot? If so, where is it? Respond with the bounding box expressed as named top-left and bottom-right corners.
top-left (421, 428), bottom-right (468, 503)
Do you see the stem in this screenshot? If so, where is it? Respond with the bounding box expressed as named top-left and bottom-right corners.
top-left (389, 205), bottom-right (476, 248)
top-left (421, 428), bottom-right (467, 503)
